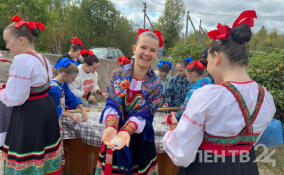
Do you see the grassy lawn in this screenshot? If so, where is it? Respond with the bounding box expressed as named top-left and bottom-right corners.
top-left (257, 144), bottom-right (284, 175)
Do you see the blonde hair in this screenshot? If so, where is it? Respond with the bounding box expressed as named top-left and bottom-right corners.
top-left (57, 63), bottom-right (79, 75)
top-left (5, 22), bottom-right (40, 44)
top-left (136, 32), bottom-right (159, 46)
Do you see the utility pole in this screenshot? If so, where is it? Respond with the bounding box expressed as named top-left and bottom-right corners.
top-left (199, 20), bottom-right (206, 36)
top-left (199, 19), bottom-right (202, 34)
top-left (143, 2), bottom-right (146, 29)
top-left (142, 2), bottom-right (155, 30)
top-left (185, 11), bottom-right (189, 41)
top-left (188, 12), bottom-right (197, 34)
top-left (187, 11), bottom-right (203, 46)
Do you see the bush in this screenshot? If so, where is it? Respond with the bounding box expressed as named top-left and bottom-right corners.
top-left (168, 40), bottom-right (204, 62)
top-left (248, 48), bottom-right (284, 122)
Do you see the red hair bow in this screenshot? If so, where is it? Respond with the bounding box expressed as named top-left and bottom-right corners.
top-left (153, 30), bottom-right (165, 48)
top-left (80, 49), bottom-right (94, 57)
top-left (117, 56), bottom-right (131, 66)
top-left (136, 28), bottom-right (165, 48)
top-left (187, 60), bottom-right (206, 70)
top-left (207, 10), bottom-right (257, 40)
top-left (207, 23), bottom-right (231, 40)
top-left (232, 10), bottom-right (257, 27)
top-left (11, 16), bottom-right (45, 31)
top-left (136, 28), bottom-right (150, 38)
top-left (71, 37), bottom-right (83, 47)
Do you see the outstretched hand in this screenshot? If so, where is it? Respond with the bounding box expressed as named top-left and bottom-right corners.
top-left (112, 131), bottom-right (130, 151)
top-left (102, 127), bottom-right (117, 147)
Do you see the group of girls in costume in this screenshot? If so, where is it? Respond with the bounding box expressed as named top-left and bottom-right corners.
top-left (0, 10), bottom-right (277, 175)
top-left (96, 10), bottom-right (276, 175)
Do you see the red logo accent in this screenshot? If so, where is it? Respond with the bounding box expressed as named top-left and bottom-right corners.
top-left (83, 79), bottom-right (94, 92)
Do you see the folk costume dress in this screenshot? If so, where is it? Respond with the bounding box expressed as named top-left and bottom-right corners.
top-left (48, 80), bottom-right (82, 119)
top-left (163, 81), bottom-right (276, 175)
top-left (0, 102), bottom-right (12, 148)
top-left (175, 77), bottom-right (213, 121)
top-left (95, 63), bottom-right (163, 175)
top-left (162, 75), bottom-right (191, 107)
top-left (0, 52), bottom-right (62, 175)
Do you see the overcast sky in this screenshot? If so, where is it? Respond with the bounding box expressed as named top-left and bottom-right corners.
top-left (110, 0), bottom-right (284, 34)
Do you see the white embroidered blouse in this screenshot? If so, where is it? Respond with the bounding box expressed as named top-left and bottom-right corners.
top-left (163, 81), bottom-right (276, 167)
top-left (0, 53), bottom-right (52, 107)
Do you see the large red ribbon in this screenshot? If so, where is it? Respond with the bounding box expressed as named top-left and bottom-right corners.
top-left (71, 37), bottom-right (84, 47)
top-left (80, 49), bottom-right (94, 57)
top-left (207, 10), bottom-right (257, 40)
top-left (187, 60), bottom-right (206, 70)
top-left (11, 16), bottom-right (45, 31)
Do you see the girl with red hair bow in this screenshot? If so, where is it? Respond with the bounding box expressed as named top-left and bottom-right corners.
top-left (0, 16), bottom-right (62, 174)
top-left (95, 28), bottom-right (164, 175)
top-left (57, 36), bottom-right (84, 65)
top-left (163, 10), bottom-right (276, 175)
top-left (168, 59), bottom-right (213, 124)
top-left (69, 49), bottom-right (107, 102)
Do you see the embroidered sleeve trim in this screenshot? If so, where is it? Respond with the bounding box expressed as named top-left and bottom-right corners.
top-left (9, 75), bottom-right (31, 80)
top-left (163, 131), bottom-right (176, 161)
top-left (120, 121), bottom-right (138, 135)
top-left (105, 114), bottom-right (119, 130)
top-left (182, 113), bottom-right (203, 128)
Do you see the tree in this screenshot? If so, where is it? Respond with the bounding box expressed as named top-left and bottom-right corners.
top-left (0, 0), bottom-right (137, 56)
top-left (168, 40), bottom-right (203, 63)
top-left (156, 0), bottom-right (185, 49)
top-left (0, 0), bottom-right (50, 50)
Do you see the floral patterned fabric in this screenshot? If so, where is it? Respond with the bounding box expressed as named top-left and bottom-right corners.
top-left (106, 63), bottom-right (163, 120)
top-left (162, 75), bottom-right (191, 107)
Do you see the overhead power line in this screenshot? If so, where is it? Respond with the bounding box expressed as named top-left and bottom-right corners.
top-left (189, 11), bottom-right (284, 18)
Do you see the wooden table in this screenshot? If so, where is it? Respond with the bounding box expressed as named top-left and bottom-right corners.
top-left (63, 139), bottom-right (179, 175)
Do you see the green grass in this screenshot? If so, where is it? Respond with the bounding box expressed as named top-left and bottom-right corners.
top-left (257, 144), bottom-right (284, 175)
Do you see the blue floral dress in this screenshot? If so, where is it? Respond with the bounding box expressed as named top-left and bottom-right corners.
top-left (162, 75), bottom-right (191, 107)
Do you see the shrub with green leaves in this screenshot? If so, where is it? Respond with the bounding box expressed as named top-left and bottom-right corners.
top-left (248, 48), bottom-right (284, 122)
top-left (167, 41), bottom-right (204, 62)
